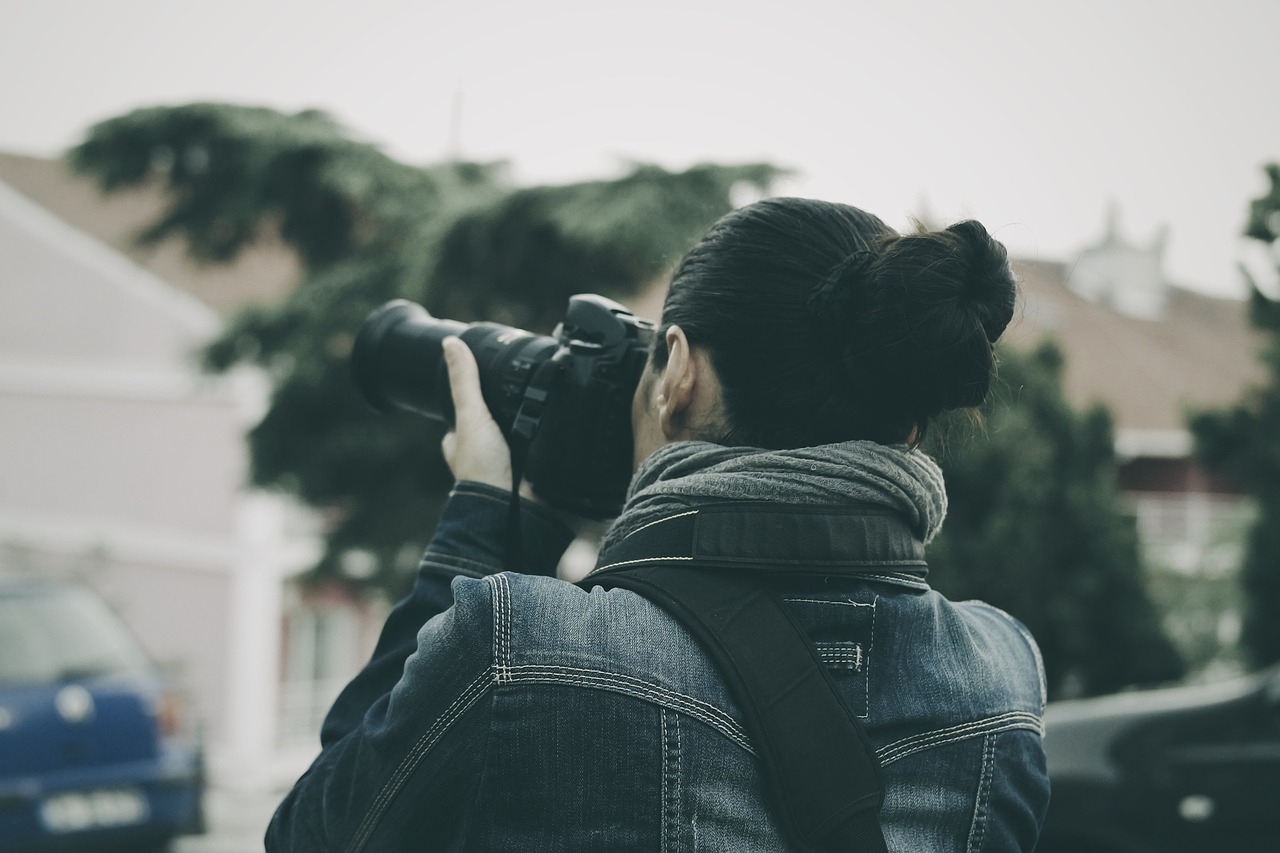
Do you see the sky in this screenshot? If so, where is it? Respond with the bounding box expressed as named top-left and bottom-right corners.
top-left (2, 0), bottom-right (1277, 297)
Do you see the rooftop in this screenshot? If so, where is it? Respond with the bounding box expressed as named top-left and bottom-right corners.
top-left (0, 151), bottom-right (1265, 437)
top-left (1007, 257), bottom-right (1262, 433)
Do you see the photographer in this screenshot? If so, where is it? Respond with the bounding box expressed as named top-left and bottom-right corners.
top-left (266, 198), bottom-right (1050, 851)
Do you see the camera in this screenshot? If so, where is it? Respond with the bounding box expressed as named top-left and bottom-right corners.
top-left (351, 295), bottom-right (657, 518)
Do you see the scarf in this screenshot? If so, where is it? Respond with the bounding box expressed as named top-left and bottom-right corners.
top-left (597, 440), bottom-right (949, 561)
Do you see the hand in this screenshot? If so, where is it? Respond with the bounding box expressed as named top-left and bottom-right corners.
top-left (440, 337), bottom-right (514, 491)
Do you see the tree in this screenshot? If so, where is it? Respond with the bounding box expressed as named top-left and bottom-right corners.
top-left (925, 343), bottom-right (1185, 699)
top-left (69, 103), bottom-right (783, 591)
top-left (1189, 164), bottom-right (1280, 669)
top-left (70, 105), bottom-right (1184, 696)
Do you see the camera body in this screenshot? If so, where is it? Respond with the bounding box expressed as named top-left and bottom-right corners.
top-left (351, 295), bottom-right (656, 518)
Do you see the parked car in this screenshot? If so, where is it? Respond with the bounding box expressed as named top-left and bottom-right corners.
top-left (1037, 665), bottom-right (1280, 852)
top-left (0, 578), bottom-right (204, 852)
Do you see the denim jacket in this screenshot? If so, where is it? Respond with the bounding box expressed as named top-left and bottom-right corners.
top-left (267, 482), bottom-right (1049, 852)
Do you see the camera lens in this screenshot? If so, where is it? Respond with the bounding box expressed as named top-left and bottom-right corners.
top-left (353, 295), bottom-right (655, 517)
top-left (351, 300), bottom-right (466, 419)
top-left (351, 300), bottom-right (559, 430)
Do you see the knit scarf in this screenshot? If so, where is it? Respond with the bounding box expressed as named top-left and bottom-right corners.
top-left (596, 440), bottom-right (949, 562)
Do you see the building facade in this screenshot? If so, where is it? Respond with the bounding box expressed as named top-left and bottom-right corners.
top-left (0, 173), bottom-right (377, 785)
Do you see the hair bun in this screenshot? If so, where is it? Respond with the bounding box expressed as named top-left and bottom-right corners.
top-left (943, 219), bottom-right (1016, 343)
top-left (808, 218), bottom-right (1017, 422)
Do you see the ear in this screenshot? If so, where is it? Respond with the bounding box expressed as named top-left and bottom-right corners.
top-left (658, 325), bottom-right (698, 438)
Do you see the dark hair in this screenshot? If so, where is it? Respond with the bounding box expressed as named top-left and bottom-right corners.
top-left (653, 197), bottom-right (1016, 447)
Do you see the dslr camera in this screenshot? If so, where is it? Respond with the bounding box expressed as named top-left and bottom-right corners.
top-left (351, 295), bottom-right (656, 518)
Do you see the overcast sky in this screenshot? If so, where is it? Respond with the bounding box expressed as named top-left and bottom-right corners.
top-left (2, 0), bottom-right (1276, 296)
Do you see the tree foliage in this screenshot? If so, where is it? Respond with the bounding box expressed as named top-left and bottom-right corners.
top-left (1189, 163), bottom-right (1280, 669)
top-left (925, 343), bottom-right (1185, 699)
top-left (70, 104), bottom-right (1185, 696)
top-left (69, 103), bottom-right (783, 590)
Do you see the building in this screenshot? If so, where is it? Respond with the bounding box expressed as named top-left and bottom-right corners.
top-left (1007, 213), bottom-right (1260, 577)
top-left (0, 153), bottom-right (384, 787)
top-left (1006, 214), bottom-right (1260, 671)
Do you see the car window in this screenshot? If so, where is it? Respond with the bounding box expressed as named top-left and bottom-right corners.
top-left (0, 586), bottom-right (152, 686)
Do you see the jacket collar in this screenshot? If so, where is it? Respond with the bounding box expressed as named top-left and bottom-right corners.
top-left (592, 502), bottom-right (928, 587)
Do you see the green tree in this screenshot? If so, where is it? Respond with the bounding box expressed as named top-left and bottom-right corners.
top-left (925, 343), bottom-right (1185, 699)
top-left (69, 103), bottom-right (782, 590)
top-left (1189, 164), bottom-right (1280, 669)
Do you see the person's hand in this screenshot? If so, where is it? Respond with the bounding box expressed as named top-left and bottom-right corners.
top-left (440, 337), bottom-right (513, 491)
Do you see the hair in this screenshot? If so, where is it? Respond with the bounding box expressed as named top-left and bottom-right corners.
top-left (652, 197), bottom-right (1016, 448)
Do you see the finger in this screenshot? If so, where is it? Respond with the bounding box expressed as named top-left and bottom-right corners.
top-left (441, 430), bottom-right (457, 467)
top-left (442, 337), bottom-right (490, 425)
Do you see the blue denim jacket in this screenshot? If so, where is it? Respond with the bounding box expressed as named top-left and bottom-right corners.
top-left (267, 482), bottom-right (1049, 852)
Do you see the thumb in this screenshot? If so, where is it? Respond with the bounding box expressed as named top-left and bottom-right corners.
top-left (443, 337), bottom-right (490, 426)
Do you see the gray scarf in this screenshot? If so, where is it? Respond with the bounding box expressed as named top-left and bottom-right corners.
top-left (597, 440), bottom-right (949, 560)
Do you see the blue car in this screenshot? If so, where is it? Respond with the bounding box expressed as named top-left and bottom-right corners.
top-left (0, 579), bottom-right (204, 852)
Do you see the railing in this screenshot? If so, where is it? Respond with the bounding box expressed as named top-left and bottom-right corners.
top-left (1129, 492), bottom-right (1255, 574)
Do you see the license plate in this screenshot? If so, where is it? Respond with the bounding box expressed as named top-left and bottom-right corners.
top-left (39, 787), bottom-right (150, 833)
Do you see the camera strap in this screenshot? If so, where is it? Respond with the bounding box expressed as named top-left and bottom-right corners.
top-left (503, 449), bottom-right (527, 574)
top-left (503, 357), bottom-right (562, 572)
top-left (586, 563), bottom-right (888, 853)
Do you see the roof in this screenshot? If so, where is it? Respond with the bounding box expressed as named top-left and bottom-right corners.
top-left (0, 152), bottom-right (298, 318)
top-left (1005, 258), bottom-right (1264, 433)
top-left (0, 176), bottom-right (218, 349)
top-left (0, 150), bottom-right (1266, 436)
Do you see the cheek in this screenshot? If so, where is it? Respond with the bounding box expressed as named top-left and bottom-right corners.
top-left (630, 370), bottom-right (657, 469)
top-left (631, 369), bottom-right (653, 423)
top-left (630, 376), bottom-right (647, 440)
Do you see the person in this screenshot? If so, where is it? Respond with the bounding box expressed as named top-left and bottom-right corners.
top-left (266, 197), bottom-right (1050, 852)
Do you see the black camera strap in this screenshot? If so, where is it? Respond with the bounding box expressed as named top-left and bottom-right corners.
top-left (581, 507), bottom-right (895, 853)
top-left (503, 449), bottom-right (527, 574)
top-left (503, 357), bottom-right (563, 572)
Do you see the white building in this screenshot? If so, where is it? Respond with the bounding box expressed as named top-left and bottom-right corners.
top-left (0, 161), bottom-right (380, 788)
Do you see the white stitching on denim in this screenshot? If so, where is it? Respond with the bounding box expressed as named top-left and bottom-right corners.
top-left (487, 576), bottom-right (501, 681)
top-left (449, 486), bottom-right (510, 507)
top-left (783, 598), bottom-right (875, 608)
top-left (506, 575), bottom-right (515, 677)
top-left (418, 559), bottom-right (486, 578)
top-left (487, 574), bottom-right (513, 683)
top-left (661, 709), bottom-right (682, 853)
top-left (865, 596), bottom-right (876, 718)
top-left (345, 669), bottom-right (493, 853)
top-left (660, 711), bottom-right (669, 853)
top-left (880, 711), bottom-right (1042, 762)
top-left (506, 664), bottom-right (754, 754)
top-left (419, 552), bottom-right (498, 573)
top-left (674, 714), bottom-right (682, 845)
top-left (497, 574), bottom-right (513, 682)
top-left (966, 733), bottom-right (996, 853)
top-left (512, 669), bottom-right (751, 754)
top-left (814, 642), bottom-right (863, 672)
top-left (623, 510), bottom-right (699, 541)
top-left (862, 572), bottom-right (930, 589)
top-left (592, 555), bottom-right (696, 573)
top-left (877, 711), bottom-right (1043, 766)
top-left (505, 665), bottom-right (732, 718)
top-left (592, 564), bottom-right (924, 584)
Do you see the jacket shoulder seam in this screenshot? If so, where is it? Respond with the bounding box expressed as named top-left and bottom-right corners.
top-left (344, 669), bottom-right (494, 853)
top-left (877, 710), bottom-right (1044, 767)
top-left (504, 663), bottom-right (755, 755)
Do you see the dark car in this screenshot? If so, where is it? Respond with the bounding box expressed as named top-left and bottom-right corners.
top-left (1037, 666), bottom-right (1280, 852)
top-left (0, 578), bottom-right (204, 852)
